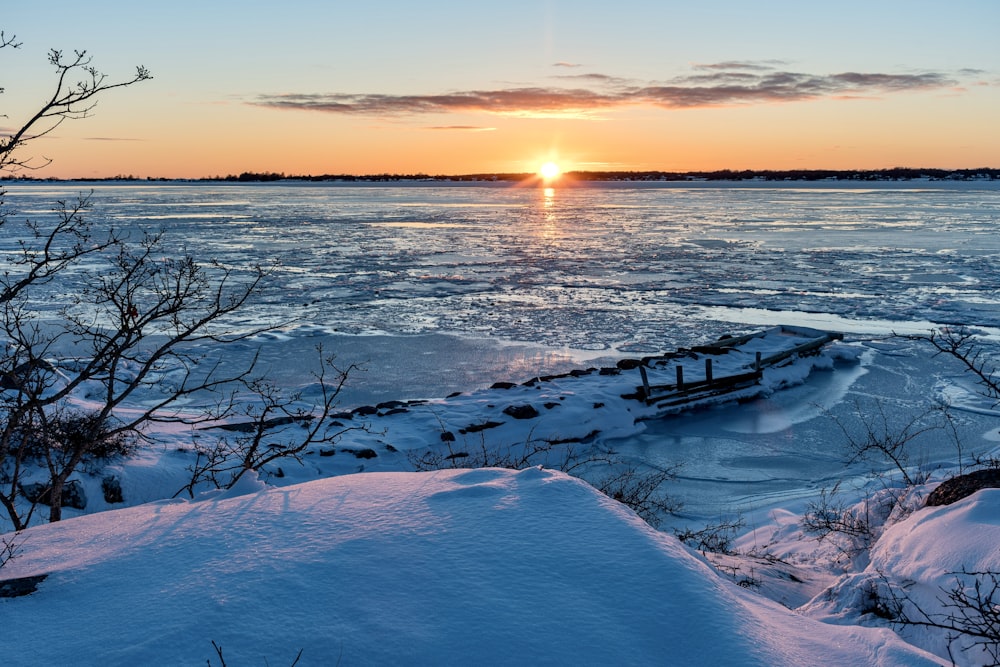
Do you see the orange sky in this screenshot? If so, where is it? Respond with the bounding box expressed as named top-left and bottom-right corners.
top-left (3, 1), bottom-right (999, 179)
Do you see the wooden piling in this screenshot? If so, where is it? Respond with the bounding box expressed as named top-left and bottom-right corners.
top-left (639, 364), bottom-right (651, 399)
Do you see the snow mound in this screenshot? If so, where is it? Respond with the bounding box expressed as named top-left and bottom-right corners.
top-left (2, 468), bottom-right (939, 665)
top-left (803, 488), bottom-right (1000, 665)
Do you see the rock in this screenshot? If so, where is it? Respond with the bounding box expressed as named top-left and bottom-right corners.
top-left (20, 479), bottom-right (87, 510)
top-left (490, 381), bottom-right (517, 390)
top-left (207, 415), bottom-right (314, 432)
top-left (502, 404), bottom-right (539, 420)
top-left (62, 480), bottom-right (87, 510)
top-left (546, 429), bottom-right (600, 445)
top-left (440, 431), bottom-right (456, 442)
top-left (0, 574), bottom-right (48, 598)
top-left (352, 405), bottom-right (378, 416)
top-left (459, 421), bottom-right (504, 434)
top-left (344, 448), bottom-right (378, 460)
top-left (617, 358), bottom-right (643, 370)
top-left (101, 475), bottom-right (124, 504)
top-left (926, 468), bottom-right (1000, 506)
top-left (0, 359), bottom-right (56, 391)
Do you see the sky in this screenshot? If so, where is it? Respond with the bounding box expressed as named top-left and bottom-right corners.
top-left (2, 0), bottom-right (999, 179)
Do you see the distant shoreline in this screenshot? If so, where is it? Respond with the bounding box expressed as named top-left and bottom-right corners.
top-left (3, 167), bottom-right (999, 184)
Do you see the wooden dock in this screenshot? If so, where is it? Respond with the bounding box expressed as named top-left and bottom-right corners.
top-left (635, 326), bottom-right (843, 411)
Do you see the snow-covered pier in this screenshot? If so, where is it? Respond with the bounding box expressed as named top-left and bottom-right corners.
top-left (636, 326), bottom-right (844, 412)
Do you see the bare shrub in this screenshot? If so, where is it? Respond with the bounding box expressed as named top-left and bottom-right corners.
top-left (208, 640), bottom-right (303, 667)
top-left (800, 482), bottom-right (883, 559)
top-left (914, 327), bottom-right (1000, 404)
top-left (830, 398), bottom-right (954, 487)
top-left (0, 533), bottom-right (19, 569)
top-left (176, 349), bottom-right (363, 497)
top-left (673, 515), bottom-right (746, 555)
top-left (879, 569), bottom-right (1000, 665)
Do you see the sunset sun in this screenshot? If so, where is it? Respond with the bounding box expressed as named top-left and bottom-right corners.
top-left (539, 161), bottom-right (561, 181)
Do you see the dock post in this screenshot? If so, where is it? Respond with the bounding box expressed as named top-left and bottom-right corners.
top-left (755, 351), bottom-right (762, 371)
top-left (639, 364), bottom-right (651, 400)
top-left (705, 358), bottom-right (713, 383)
top-left (676, 365), bottom-right (684, 390)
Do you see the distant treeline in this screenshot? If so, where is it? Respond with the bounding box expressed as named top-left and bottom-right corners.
top-left (6, 167), bottom-right (1000, 183)
top-left (149, 167), bottom-right (1000, 182)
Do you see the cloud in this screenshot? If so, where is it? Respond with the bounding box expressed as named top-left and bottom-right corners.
top-left (691, 60), bottom-right (789, 71)
top-left (250, 62), bottom-right (965, 118)
top-left (553, 61), bottom-right (582, 68)
top-left (424, 125), bottom-right (497, 131)
top-left (552, 72), bottom-right (634, 85)
top-left (255, 89), bottom-right (615, 118)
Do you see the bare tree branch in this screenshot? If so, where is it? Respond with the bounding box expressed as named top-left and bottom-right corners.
top-left (1, 45), bottom-right (151, 173)
top-left (910, 328), bottom-right (1000, 405)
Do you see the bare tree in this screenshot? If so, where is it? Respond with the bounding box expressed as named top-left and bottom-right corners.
top-left (0, 30), bottom-right (343, 529)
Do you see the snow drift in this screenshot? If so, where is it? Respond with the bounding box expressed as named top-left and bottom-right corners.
top-left (2, 468), bottom-right (940, 666)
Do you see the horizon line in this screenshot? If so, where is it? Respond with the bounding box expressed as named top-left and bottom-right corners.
top-left (4, 166), bottom-right (1000, 183)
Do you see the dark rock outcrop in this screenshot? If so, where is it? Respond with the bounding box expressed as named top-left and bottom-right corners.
top-left (503, 405), bottom-right (539, 420)
top-left (101, 475), bottom-right (124, 504)
top-left (926, 468), bottom-right (1000, 507)
top-left (0, 574), bottom-right (48, 598)
top-left (20, 479), bottom-right (87, 510)
top-left (490, 382), bottom-right (517, 390)
top-left (459, 421), bottom-right (504, 434)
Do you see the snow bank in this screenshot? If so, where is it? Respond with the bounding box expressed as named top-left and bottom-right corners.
top-left (803, 487), bottom-right (1000, 665)
top-left (1, 468), bottom-right (940, 666)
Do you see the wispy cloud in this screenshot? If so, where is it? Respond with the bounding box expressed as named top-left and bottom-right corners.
top-left (250, 62), bottom-right (968, 118)
top-left (424, 125), bottom-right (497, 131)
top-left (691, 60), bottom-right (789, 71)
top-left (552, 72), bottom-right (634, 85)
top-left (553, 61), bottom-right (582, 68)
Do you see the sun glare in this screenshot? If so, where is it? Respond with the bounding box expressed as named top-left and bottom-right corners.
top-left (539, 161), bottom-right (561, 181)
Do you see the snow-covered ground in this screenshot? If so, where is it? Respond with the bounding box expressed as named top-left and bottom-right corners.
top-left (3, 182), bottom-right (1000, 665)
top-left (1, 467), bottom-right (949, 666)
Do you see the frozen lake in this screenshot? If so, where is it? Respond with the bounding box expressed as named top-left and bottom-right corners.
top-left (8, 180), bottom-right (1000, 353)
top-left (5, 179), bottom-right (1000, 521)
